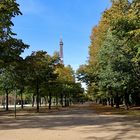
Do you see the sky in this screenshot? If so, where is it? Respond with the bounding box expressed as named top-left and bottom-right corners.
top-left (13, 0), bottom-right (111, 71)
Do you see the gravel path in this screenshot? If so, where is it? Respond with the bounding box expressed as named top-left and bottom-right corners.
top-left (0, 103), bottom-right (140, 140)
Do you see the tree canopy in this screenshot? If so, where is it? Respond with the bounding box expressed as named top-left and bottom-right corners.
top-left (77, 0), bottom-right (140, 107)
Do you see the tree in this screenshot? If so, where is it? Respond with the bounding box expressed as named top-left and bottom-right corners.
top-left (0, 0), bottom-right (29, 68)
top-left (101, 0), bottom-right (140, 107)
top-left (77, 0), bottom-right (140, 107)
top-left (25, 51), bottom-right (58, 112)
top-left (0, 68), bottom-right (14, 111)
top-left (55, 65), bottom-right (80, 106)
top-left (0, 0), bottom-right (22, 39)
top-left (0, 38), bottom-right (29, 68)
top-left (12, 58), bottom-right (28, 109)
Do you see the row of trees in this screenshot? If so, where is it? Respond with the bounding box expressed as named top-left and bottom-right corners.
top-left (77, 0), bottom-right (140, 109)
top-left (0, 0), bottom-right (84, 112)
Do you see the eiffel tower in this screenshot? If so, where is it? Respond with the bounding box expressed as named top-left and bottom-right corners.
top-left (59, 38), bottom-right (64, 64)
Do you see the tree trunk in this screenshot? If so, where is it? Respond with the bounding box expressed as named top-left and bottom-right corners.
top-left (111, 98), bottom-right (114, 107)
top-left (115, 92), bottom-right (120, 108)
top-left (44, 96), bottom-right (47, 106)
top-left (60, 93), bottom-right (63, 107)
top-left (36, 77), bottom-right (39, 112)
top-left (56, 93), bottom-right (58, 107)
top-left (110, 91), bottom-right (114, 107)
top-left (32, 94), bottom-right (35, 107)
top-left (20, 90), bottom-right (24, 109)
top-left (40, 97), bottom-right (42, 107)
top-left (96, 99), bottom-right (98, 103)
top-left (124, 90), bottom-right (129, 110)
top-left (99, 99), bottom-right (101, 104)
top-left (67, 92), bottom-right (70, 107)
top-left (48, 92), bottom-right (52, 110)
top-left (5, 90), bottom-right (9, 111)
top-left (64, 94), bottom-right (67, 107)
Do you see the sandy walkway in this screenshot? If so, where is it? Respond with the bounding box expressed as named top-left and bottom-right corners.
top-left (0, 103), bottom-right (140, 140)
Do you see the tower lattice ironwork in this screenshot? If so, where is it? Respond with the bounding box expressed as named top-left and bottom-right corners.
top-left (59, 38), bottom-right (63, 64)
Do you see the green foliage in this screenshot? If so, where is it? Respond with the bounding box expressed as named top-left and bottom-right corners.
top-left (77, 0), bottom-right (140, 106)
top-left (0, 0), bottom-right (22, 39)
top-left (0, 0), bottom-right (29, 69)
top-left (0, 0), bottom-right (85, 110)
top-left (0, 68), bottom-right (14, 92)
top-left (25, 51), bottom-right (57, 91)
top-left (0, 38), bottom-right (29, 68)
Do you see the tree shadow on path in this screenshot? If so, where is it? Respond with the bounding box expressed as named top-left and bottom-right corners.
top-left (0, 104), bottom-right (140, 140)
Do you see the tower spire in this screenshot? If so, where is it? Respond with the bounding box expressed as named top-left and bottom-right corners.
top-left (59, 38), bottom-right (64, 64)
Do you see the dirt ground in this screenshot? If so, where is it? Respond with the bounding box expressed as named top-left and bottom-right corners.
top-left (0, 103), bottom-right (140, 140)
